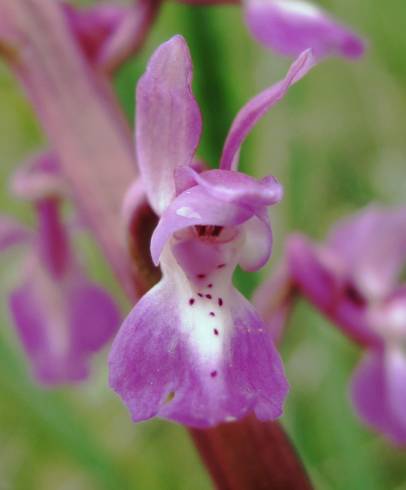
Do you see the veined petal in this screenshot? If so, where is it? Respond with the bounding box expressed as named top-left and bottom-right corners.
top-left (244, 0), bottom-right (365, 60)
top-left (109, 237), bottom-right (288, 427)
top-left (176, 167), bottom-right (283, 208)
top-left (136, 35), bottom-right (202, 215)
top-left (287, 234), bottom-right (382, 348)
top-left (220, 49), bottom-right (315, 170)
top-left (0, 215), bottom-right (31, 252)
top-left (351, 351), bottom-right (406, 445)
top-left (150, 185), bottom-right (254, 265)
top-left (327, 206), bottom-right (406, 300)
top-left (9, 262), bottom-right (119, 385)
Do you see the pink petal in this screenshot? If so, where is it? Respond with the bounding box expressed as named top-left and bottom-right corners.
top-left (176, 166), bottom-right (283, 207)
top-left (351, 351), bottom-right (406, 445)
top-left (150, 185), bottom-right (254, 265)
top-left (109, 243), bottom-right (288, 427)
top-left (220, 49), bottom-right (315, 170)
top-left (136, 35), bottom-right (202, 215)
top-left (239, 213), bottom-right (273, 272)
top-left (327, 205), bottom-right (406, 300)
top-left (9, 266), bottom-right (120, 386)
top-left (287, 234), bottom-right (382, 348)
top-left (244, 0), bottom-right (365, 60)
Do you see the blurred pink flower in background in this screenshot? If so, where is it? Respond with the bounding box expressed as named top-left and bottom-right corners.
top-left (2, 153), bottom-right (120, 385)
top-left (286, 206), bottom-right (406, 444)
top-left (244, 0), bottom-right (365, 60)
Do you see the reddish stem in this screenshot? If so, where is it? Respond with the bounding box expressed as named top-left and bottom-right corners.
top-left (191, 416), bottom-right (312, 490)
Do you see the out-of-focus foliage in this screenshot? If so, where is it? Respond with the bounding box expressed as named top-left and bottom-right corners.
top-left (0, 1), bottom-right (405, 488)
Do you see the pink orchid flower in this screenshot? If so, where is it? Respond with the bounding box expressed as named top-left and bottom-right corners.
top-left (2, 153), bottom-right (120, 385)
top-left (109, 35), bottom-right (316, 427)
top-left (287, 206), bottom-right (406, 444)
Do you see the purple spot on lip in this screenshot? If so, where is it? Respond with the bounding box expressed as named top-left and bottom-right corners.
top-left (209, 312), bottom-right (215, 317)
top-left (206, 294), bottom-right (212, 299)
top-left (217, 264), bottom-right (226, 269)
top-left (197, 274), bottom-right (206, 279)
top-left (218, 298), bottom-right (223, 307)
top-left (210, 370), bottom-right (218, 378)
top-left (198, 293), bottom-right (204, 298)
top-left (207, 284), bottom-right (213, 288)
top-left (189, 298), bottom-right (195, 305)
top-left (213, 328), bottom-right (219, 335)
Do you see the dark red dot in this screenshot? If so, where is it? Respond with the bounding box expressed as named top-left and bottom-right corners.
top-left (209, 312), bottom-right (215, 317)
top-left (197, 274), bottom-right (206, 279)
top-left (189, 298), bottom-right (195, 305)
top-left (198, 293), bottom-right (204, 298)
top-left (213, 329), bottom-right (219, 335)
top-left (218, 298), bottom-right (223, 307)
top-left (206, 294), bottom-right (212, 299)
top-left (207, 284), bottom-right (213, 288)
top-left (217, 264), bottom-right (226, 269)
top-left (210, 371), bottom-right (218, 378)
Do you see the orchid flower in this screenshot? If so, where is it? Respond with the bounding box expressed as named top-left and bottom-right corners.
top-left (2, 153), bottom-right (120, 385)
top-left (109, 35), bottom-right (315, 427)
top-left (286, 206), bottom-right (406, 444)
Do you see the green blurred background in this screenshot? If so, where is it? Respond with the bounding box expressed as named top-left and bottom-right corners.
top-left (1, 0), bottom-right (405, 488)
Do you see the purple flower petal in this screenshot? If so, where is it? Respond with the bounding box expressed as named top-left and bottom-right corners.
top-left (327, 206), bottom-right (406, 300)
top-left (0, 215), bottom-right (31, 252)
top-left (9, 265), bottom-right (120, 386)
top-left (176, 166), bottom-right (283, 208)
top-left (109, 235), bottom-right (288, 427)
top-left (239, 213), bottom-right (273, 272)
top-left (220, 49), bottom-right (315, 170)
top-left (287, 234), bottom-right (382, 348)
top-left (244, 0), bottom-right (365, 60)
top-left (136, 35), bottom-right (202, 215)
top-left (351, 351), bottom-right (406, 445)
top-left (150, 185), bottom-right (254, 265)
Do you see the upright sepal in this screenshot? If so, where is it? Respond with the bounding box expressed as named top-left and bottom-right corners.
top-left (136, 35), bottom-right (202, 215)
